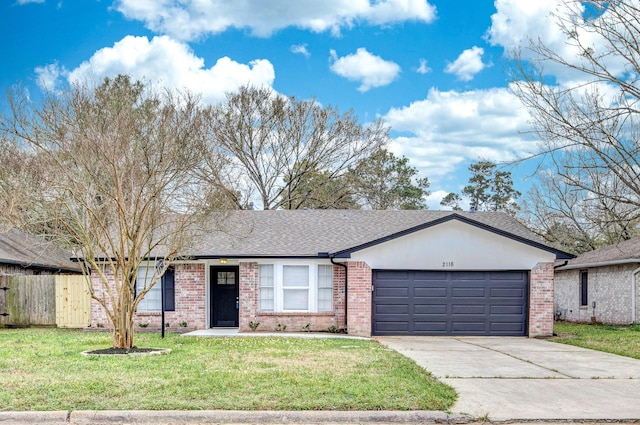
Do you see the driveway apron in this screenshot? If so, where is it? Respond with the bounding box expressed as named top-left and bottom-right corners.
top-left (377, 336), bottom-right (640, 421)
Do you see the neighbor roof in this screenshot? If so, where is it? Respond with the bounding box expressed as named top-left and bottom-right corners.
top-left (0, 228), bottom-right (81, 273)
top-left (190, 210), bottom-right (572, 259)
top-left (556, 236), bottom-right (640, 270)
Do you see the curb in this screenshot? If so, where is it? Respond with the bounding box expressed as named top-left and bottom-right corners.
top-left (0, 411), bottom-right (69, 424)
top-left (0, 410), bottom-right (471, 424)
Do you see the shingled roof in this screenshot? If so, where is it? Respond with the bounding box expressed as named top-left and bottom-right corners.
top-left (0, 228), bottom-right (81, 273)
top-left (190, 210), bottom-right (571, 259)
top-left (556, 236), bottom-right (640, 270)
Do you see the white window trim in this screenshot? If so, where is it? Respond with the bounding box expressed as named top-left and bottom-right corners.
top-left (257, 260), bottom-right (333, 313)
top-left (136, 263), bottom-right (162, 312)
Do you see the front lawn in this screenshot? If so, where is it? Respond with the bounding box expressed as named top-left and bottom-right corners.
top-left (553, 322), bottom-right (640, 360)
top-left (0, 328), bottom-right (456, 411)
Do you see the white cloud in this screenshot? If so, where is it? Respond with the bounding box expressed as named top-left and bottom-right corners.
top-left (290, 44), bottom-right (310, 58)
top-left (487, 0), bottom-right (563, 54)
top-left (329, 48), bottom-right (400, 92)
top-left (114, 0), bottom-right (436, 40)
top-left (487, 0), bottom-right (629, 85)
top-left (416, 58), bottom-right (431, 74)
top-left (35, 62), bottom-right (68, 92)
top-left (384, 87), bottom-right (537, 182)
top-left (64, 35), bottom-right (274, 104)
top-left (444, 46), bottom-right (486, 82)
top-left (16, 0), bottom-right (44, 4)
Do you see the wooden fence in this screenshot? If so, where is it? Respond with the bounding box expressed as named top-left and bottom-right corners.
top-left (0, 275), bottom-right (90, 328)
top-left (55, 275), bottom-right (91, 328)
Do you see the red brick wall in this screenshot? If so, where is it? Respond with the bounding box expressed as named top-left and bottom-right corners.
top-left (238, 262), bottom-right (258, 332)
top-left (346, 261), bottom-right (372, 337)
top-left (88, 263), bottom-right (206, 333)
top-left (529, 262), bottom-right (554, 337)
top-left (239, 262), bottom-right (347, 333)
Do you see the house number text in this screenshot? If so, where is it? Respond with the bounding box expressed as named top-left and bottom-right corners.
top-left (442, 261), bottom-right (454, 268)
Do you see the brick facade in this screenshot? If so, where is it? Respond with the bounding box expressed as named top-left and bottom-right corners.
top-left (555, 264), bottom-right (640, 324)
top-left (238, 262), bottom-right (347, 333)
top-left (87, 258), bottom-right (559, 338)
top-left (528, 262), bottom-right (554, 337)
top-left (346, 261), bottom-right (372, 337)
top-left (89, 263), bottom-right (206, 332)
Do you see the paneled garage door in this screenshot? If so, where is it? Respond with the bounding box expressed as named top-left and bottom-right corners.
top-left (372, 270), bottom-right (528, 336)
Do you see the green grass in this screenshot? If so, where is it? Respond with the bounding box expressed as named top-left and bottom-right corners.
top-left (0, 328), bottom-right (456, 411)
top-left (553, 322), bottom-right (640, 360)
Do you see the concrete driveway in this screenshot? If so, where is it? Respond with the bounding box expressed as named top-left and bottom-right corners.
top-left (377, 336), bottom-right (640, 421)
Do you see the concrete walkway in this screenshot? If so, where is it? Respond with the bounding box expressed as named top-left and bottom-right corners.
top-left (377, 336), bottom-right (640, 421)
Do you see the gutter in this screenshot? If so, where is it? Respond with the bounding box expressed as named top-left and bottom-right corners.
top-left (328, 255), bottom-right (348, 333)
top-left (554, 261), bottom-right (568, 269)
top-left (633, 266), bottom-right (640, 324)
top-left (555, 258), bottom-right (640, 271)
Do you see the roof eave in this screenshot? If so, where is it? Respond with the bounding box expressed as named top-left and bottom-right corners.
top-left (556, 258), bottom-right (640, 271)
top-left (0, 257), bottom-right (82, 274)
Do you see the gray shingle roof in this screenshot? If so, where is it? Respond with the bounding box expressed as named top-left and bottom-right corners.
top-left (0, 228), bottom-right (81, 273)
top-left (559, 236), bottom-right (640, 269)
top-left (190, 210), bottom-right (567, 258)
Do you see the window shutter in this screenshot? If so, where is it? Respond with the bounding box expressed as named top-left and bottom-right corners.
top-left (163, 267), bottom-right (175, 311)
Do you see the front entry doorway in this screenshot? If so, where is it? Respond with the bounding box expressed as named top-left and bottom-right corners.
top-left (210, 266), bottom-right (239, 327)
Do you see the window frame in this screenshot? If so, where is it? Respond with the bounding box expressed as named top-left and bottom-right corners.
top-left (256, 261), bottom-right (334, 313)
top-left (135, 263), bottom-right (175, 312)
top-left (136, 264), bottom-right (162, 312)
top-left (579, 270), bottom-right (589, 307)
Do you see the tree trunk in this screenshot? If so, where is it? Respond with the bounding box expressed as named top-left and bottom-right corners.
top-left (111, 315), bottom-right (135, 349)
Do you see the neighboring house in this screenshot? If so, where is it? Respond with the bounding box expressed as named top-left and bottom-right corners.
top-left (555, 236), bottom-right (640, 324)
top-left (89, 210), bottom-right (572, 337)
top-left (0, 228), bottom-right (81, 275)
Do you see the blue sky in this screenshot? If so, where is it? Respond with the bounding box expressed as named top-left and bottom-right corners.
top-left (1, 0), bottom-right (576, 209)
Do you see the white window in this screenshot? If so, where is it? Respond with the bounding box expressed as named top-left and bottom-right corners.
top-left (283, 265), bottom-right (309, 310)
top-left (259, 264), bottom-right (274, 311)
top-left (136, 265), bottom-right (161, 312)
top-left (257, 262), bottom-right (334, 312)
top-left (317, 265), bottom-right (333, 312)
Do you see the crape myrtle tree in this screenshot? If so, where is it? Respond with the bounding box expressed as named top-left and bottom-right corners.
top-left (205, 85), bottom-right (388, 210)
top-left (509, 1), bottom-right (640, 245)
top-left (1, 75), bottom-right (215, 349)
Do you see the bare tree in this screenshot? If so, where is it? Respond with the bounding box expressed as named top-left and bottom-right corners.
top-left (206, 85), bottom-right (387, 210)
top-left (1, 75), bottom-right (215, 349)
top-left (509, 1), bottom-right (640, 241)
top-left (522, 171), bottom-right (640, 254)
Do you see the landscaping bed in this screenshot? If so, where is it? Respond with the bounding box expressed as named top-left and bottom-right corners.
top-left (0, 328), bottom-right (456, 411)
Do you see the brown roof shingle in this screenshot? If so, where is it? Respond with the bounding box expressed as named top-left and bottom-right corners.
top-left (190, 210), bottom-right (567, 258)
top-left (559, 236), bottom-right (640, 269)
top-left (0, 228), bottom-right (81, 273)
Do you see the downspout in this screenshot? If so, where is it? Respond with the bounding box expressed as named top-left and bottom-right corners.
top-left (632, 266), bottom-right (640, 324)
top-left (554, 261), bottom-right (568, 269)
top-left (330, 256), bottom-right (348, 333)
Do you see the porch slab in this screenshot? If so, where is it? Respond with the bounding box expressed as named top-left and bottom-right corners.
top-left (182, 328), bottom-right (369, 339)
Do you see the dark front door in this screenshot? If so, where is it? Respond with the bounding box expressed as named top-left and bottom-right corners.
top-left (210, 266), bottom-right (239, 327)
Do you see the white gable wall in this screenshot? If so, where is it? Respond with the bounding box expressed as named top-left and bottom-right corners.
top-left (350, 219), bottom-right (555, 270)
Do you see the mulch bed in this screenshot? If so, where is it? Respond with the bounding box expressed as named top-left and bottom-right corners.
top-left (81, 347), bottom-right (171, 357)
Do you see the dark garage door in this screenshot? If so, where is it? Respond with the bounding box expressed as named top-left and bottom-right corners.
top-left (372, 270), bottom-right (528, 336)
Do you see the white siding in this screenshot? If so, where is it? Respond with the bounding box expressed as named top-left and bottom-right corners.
top-left (350, 220), bottom-right (555, 270)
